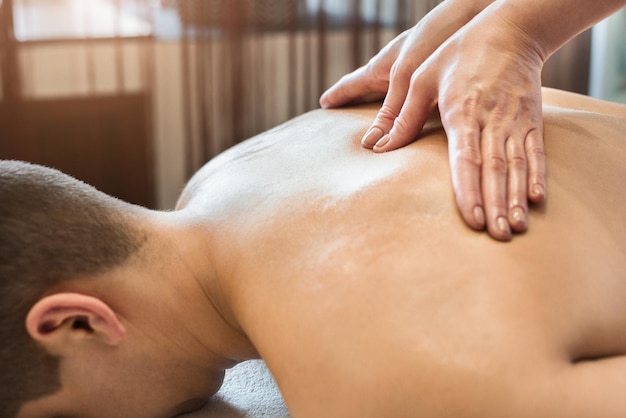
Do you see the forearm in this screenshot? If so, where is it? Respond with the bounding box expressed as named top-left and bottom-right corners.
top-left (492, 0), bottom-right (626, 61)
top-left (403, 0), bottom-right (496, 57)
top-left (435, 0), bottom-right (497, 30)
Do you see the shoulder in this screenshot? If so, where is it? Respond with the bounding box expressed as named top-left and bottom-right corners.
top-left (175, 104), bottom-right (384, 210)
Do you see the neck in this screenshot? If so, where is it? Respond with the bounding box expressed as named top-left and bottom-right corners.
top-left (129, 210), bottom-right (260, 369)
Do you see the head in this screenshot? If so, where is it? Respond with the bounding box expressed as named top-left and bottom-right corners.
top-left (0, 161), bottom-right (225, 418)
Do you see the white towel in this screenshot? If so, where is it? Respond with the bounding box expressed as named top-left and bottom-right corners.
top-left (180, 360), bottom-right (290, 417)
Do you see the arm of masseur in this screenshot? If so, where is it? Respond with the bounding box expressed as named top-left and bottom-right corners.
top-left (320, 0), bottom-right (626, 241)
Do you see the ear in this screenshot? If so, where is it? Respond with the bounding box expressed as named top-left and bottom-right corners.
top-left (26, 293), bottom-right (126, 350)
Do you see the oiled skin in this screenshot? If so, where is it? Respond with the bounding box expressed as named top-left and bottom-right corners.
top-left (180, 88), bottom-right (626, 417)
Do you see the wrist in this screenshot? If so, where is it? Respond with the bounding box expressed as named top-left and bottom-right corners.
top-left (490, 0), bottom-right (626, 62)
top-left (467, 3), bottom-right (547, 68)
top-left (487, 1), bottom-right (554, 62)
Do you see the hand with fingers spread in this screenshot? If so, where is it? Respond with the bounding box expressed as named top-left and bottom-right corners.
top-left (320, 0), bottom-right (626, 241)
top-left (369, 7), bottom-right (548, 241)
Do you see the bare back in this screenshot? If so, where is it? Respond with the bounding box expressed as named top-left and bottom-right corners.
top-left (180, 89), bottom-right (626, 417)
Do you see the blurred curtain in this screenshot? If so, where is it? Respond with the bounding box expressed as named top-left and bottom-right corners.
top-left (0, 0), bottom-right (156, 207)
top-left (176, 0), bottom-right (593, 177)
top-left (177, 0), bottom-right (445, 176)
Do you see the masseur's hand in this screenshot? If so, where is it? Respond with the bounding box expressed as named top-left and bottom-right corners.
top-left (321, 0), bottom-right (546, 241)
top-left (319, 0), bottom-right (494, 108)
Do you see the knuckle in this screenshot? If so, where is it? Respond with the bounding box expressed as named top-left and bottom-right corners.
top-left (444, 92), bottom-right (484, 122)
top-left (366, 53), bottom-right (382, 68)
top-left (507, 154), bottom-right (528, 171)
top-left (460, 90), bottom-right (484, 113)
top-left (392, 114), bottom-right (412, 134)
top-left (409, 70), bottom-right (423, 85)
top-left (338, 72), bottom-right (354, 84)
top-left (453, 145), bottom-right (482, 168)
top-left (389, 60), bottom-right (412, 82)
top-left (365, 61), bottom-right (387, 83)
top-left (526, 145), bottom-right (546, 159)
top-left (483, 152), bottom-right (508, 174)
top-left (362, 73), bottom-right (385, 92)
top-left (378, 104), bottom-right (400, 123)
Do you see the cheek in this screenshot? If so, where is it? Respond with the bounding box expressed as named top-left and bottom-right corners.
top-left (60, 383), bottom-right (177, 418)
top-left (170, 397), bottom-right (210, 416)
top-left (80, 401), bottom-right (177, 418)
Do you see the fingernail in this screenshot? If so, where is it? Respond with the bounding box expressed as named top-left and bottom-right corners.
top-left (511, 206), bottom-right (525, 224)
top-left (473, 206), bottom-right (485, 228)
top-left (362, 127), bottom-right (384, 148)
top-left (373, 134), bottom-right (391, 151)
top-left (532, 183), bottom-right (545, 199)
top-left (497, 216), bottom-right (510, 235)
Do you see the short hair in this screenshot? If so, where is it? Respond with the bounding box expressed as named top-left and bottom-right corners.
top-left (0, 160), bottom-right (147, 418)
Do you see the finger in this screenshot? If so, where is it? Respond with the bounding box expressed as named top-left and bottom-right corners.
top-left (481, 129), bottom-right (512, 241)
top-left (320, 66), bottom-right (386, 109)
top-left (370, 70), bottom-right (437, 152)
top-left (360, 63), bottom-right (413, 149)
top-left (322, 28), bottom-right (411, 109)
top-left (506, 135), bottom-right (529, 233)
top-left (445, 118), bottom-right (485, 231)
top-left (525, 127), bottom-right (546, 204)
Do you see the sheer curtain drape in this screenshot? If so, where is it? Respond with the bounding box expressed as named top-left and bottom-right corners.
top-left (177, 0), bottom-right (445, 176)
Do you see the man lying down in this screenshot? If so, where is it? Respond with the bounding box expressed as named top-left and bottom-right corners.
top-left (3, 87), bottom-right (626, 418)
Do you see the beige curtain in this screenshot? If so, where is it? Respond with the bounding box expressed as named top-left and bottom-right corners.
top-left (178, 0), bottom-right (446, 175)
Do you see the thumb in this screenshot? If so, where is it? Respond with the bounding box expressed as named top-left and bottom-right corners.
top-left (320, 66), bottom-right (387, 108)
top-left (372, 71), bottom-right (437, 152)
